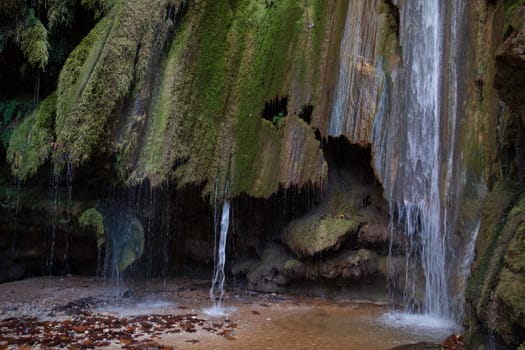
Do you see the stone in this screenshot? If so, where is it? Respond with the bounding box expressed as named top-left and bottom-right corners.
top-left (245, 244), bottom-right (291, 293)
top-left (282, 215), bottom-right (361, 258)
top-left (358, 223), bottom-right (390, 249)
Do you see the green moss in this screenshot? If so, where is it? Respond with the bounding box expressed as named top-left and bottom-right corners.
top-left (81, 0), bottom-right (116, 19)
top-left (79, 207), bottom-right (105, 248)
top-left (6, 92), bottom-right (57, 180)
top-left (505, 223), bottom-right (525, 273)
top-left (55, 0), bottom-right (173, 169)
top-left (46, 0), bottom-right (80, 30)
top-left (466, 181), bottom-right (520, 311)
top-left (495, 268), bottom-right (525, 329)
top-left (282, 215), bottom-right (360, 258)
top-left (15, 11), bottom-right (49, 70)
top-left (132, 0), bottom-right (331, 195)
top-left (499, 195), bottom-right (525, 276)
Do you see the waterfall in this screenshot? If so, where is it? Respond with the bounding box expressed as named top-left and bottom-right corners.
top-left (394, 0), bottom-right (449, 319)
top-left (321, 0), bottom-right (470, 323)
top-left (209, 200), bottom-right (231, 310)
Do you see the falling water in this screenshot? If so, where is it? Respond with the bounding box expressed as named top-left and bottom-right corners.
top-left (63, 160), bottom-right (74, 274)
top-left (393, 1), bottom-right (449, 319)
top-left (207, 200), bottom-right (231, 314)
top-left (46, 169), bottom-right (60, 275)
top-left (8, 180), bottom-right (21, 280)
top-left (362, 0), bottom-right (469, 325)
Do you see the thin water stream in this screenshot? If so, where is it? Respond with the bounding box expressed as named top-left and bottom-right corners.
top-left (207, 200), bottom-right (232, 315)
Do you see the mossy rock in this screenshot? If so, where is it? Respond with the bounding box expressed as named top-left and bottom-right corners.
top-left (505, 223), bottom-right (525, 274)
top-left (55, 0), bottom-right (174, 169)
top-left (466, 180), bottom-right (520, 307)
top-left (79, 208), bottom-right (105, 248)
top-left (495, 268), bottom-right (525, 330)
top-left (7, 92), bottom-right (56, 180)
top-left (131, 0), bottom-right (331, 195)
top-left (112, 216), bottom-right (144, 272)
top-left (282, 214), bottom-right (360, 258)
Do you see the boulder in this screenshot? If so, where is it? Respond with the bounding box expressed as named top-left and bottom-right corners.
top-left (282, 214), bottom-right (361, 258)
top-left (244, 244), bottom-right (292, 293)
top-left (318, 249), bottom-right (379, 280)
top-left (358, 223), bottom-right (390, 250)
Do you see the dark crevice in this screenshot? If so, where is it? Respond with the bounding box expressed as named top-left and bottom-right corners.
top-left (298, 104), bottom-right (313, 124)
top-left (384, 0), bottom-right (400, 38)
top-left (261, 95), bottom-right (288, 125)
top-left (314, 128), bottom-right (322, 142)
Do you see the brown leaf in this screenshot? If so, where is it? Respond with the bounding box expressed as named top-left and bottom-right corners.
top-left (120, 337), bottom-right (133, 346)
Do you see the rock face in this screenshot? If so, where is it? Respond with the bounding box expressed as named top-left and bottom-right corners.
top-left (494, 5), bottom-right (525, 126)
top-left (464, 2), bottom-right (525, 349)
top-left (232, 243), bottom-right (385, 294)
top-left (230, 138), bottom-right (392, 294)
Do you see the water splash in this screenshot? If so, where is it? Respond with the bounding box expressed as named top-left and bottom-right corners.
top-left (208, 200), bottom-right (231, 312)
top-left (379, 311), bottom-right (456, 340)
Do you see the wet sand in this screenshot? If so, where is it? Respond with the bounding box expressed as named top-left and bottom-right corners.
top-left (0, 276), bottom-right (452, 349)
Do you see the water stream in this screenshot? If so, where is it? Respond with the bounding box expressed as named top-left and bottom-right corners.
top-left (329, 0), bottom-right (470, 326)
top-left (394, 0), bottom-right (449, 319)
top-left (206, 200), bottom-right (232, 316)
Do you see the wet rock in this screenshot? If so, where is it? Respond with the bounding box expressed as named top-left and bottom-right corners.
top-left (245, 244), bottom-right (291, 293)
top-left (53, 297), bottom-right (102, 315)
top-left (318, 249), bottom-right (378, 280)
top-left (495, 9), bottom-right (525, 125)
top-left (358, 223), bottom-right (390, 250)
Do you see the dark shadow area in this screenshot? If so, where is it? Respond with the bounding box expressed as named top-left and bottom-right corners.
top-left (261, 95), bottom-right (288, 125)
top-left (298, 104), bottom-right (314, 124)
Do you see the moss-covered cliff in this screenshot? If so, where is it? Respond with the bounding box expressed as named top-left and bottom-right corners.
top-left (464, 1), bottom-right (525, 348)
top-left (5, 0), bottom-right (335, 198)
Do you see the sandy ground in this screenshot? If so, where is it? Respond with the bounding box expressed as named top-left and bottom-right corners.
top-left (0, 276), bottom-right (452, 349)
